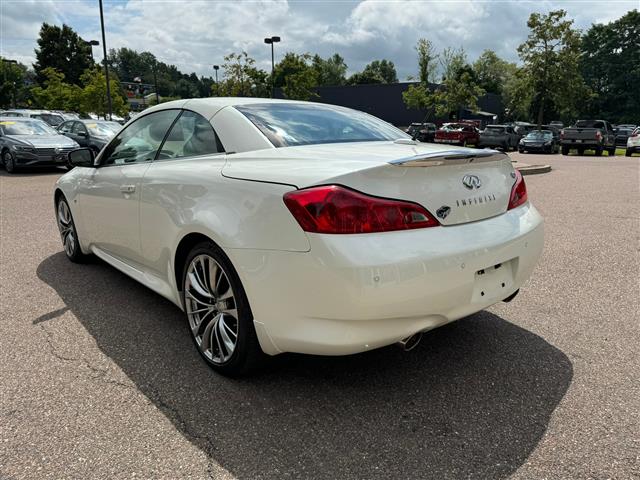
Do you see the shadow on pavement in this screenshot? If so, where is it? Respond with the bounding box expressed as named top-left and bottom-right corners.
top-left (37, 252), bottom-right (572, 479)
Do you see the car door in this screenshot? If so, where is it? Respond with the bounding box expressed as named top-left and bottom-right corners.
top-left (139, 109), bottom-right (226, 279)
top-left (77, 109), bottom-right (180, 266)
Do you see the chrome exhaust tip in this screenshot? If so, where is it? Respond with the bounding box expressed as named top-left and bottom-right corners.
top-left (396, 332), bottom-right (423, 352)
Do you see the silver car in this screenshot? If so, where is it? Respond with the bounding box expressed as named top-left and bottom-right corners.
top-left (0, 117), bottom-right (79, 173)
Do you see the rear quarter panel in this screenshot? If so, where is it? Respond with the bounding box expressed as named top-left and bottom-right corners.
top-left (138, 156), bottom-right (310, 282)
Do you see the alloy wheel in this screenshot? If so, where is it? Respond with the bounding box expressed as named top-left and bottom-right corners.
top-left (57, 200), bottom-right (77, 257)
top-left (184, 254), bottom-right (239, 364)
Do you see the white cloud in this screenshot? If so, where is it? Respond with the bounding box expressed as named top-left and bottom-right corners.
top-left (1, 0), bottom-right (637, 81)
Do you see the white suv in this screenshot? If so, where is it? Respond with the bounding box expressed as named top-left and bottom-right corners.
top-left (627, 126), bottom-right (640, 157)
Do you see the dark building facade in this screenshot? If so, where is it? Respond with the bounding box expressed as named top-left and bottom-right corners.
top-left (277, 82), bottom-right (503, 127)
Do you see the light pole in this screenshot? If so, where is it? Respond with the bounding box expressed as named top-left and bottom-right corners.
top-left (2, 58), bottom-right (18, 108)
top-left (98, 0), bottom-right (112, 120)
top-left (263, 36), bottom-right (280, 98)
top-left (84, 40), bottom-right (99, 62)
top-left (152, 61), bottom-right (160, 105)
top-left (213, 65), bottom-right (219, 96)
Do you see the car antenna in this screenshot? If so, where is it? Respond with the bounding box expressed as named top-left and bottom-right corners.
top-left (411, 107), bottom-right (435, 141)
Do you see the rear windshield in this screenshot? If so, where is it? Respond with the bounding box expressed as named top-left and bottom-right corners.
top-left (235, 103), bottom-right (406, 147)
top-left (0, 119), bottom-right (57, 135)
top-left (440, 123), bottom-right (466, 131)
top-left (31, 113), bottom-right (64, 126)
top-left (575, 120), bottom-right (605, 129)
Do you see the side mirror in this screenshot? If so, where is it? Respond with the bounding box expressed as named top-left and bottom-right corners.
top-left (68, 148), bottom-right (95, 167)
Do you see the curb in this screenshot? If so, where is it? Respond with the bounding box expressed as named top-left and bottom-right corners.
top-left (516, 164), bottom-right (552, 175)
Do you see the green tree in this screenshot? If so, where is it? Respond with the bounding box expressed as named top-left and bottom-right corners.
top-left (79, 67), bottom-right (128, 118)
top-left (500, 64), bottom-right (532, 120)
top-left (30, 67), bottom-right (82, 111)
top-left (312, 53), bottom-right (348, 86)
top-left (218, 51), bottom-right (267, 97)
top-left (273, 53), bottom-right (318, 100)
top-left (403, 41), bottom-right (484, 120)
top-left (34, 23), bottom-right (94, 85)
top-left (0, 58), bottom-right (29, 108)
top-left (580, 9), bottom-right (640, 123)
top-left (473, 50), bottom-right (516, 95)
top-left (348, 59), bottom-right (398, 84)
top-left (518, 10), bottom-right (586, 127)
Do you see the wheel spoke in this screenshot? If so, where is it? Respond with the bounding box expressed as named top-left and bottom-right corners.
top-left (217, 284), bottom-right (234, 301)
top-left (200, 312), bottom-right (220, 354)
top-left (218, 315), bottom-right (236, 358)
top-left (188, 271), bottom-right (213, 299)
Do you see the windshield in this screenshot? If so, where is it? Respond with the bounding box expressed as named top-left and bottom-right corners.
top-left (86, 121), bottom-right (121, 137)
top-left (235, 103), bottom-right (407, 147)
top-left (0, 119), bottom-right (57, 135)
top-left (525, 131), bottom-right (553, 139)
top-left (31, 113), bottom-right (64, 126)
top-left (575, 120), bottom-right (605, 129)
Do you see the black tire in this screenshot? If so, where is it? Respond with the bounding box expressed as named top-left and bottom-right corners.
top-left (56, 196), bottom-right (90, 263)
top-left (608, 148), bottom-right (616, 157)
top-left (626, 149), bottom-right (632, 157)
top-left (3, 150), bottom-right (17, 173)
top-left (594, 146), bottom-right (603, 156)
top-left (518, 149), bottom-right (524, 153)
top-left (561, 146), bottom-right (570, 156)
top-left (577, 147), bottom-right (585, 156)
top-left (182, 240), bottom-right (265, 376)
top-left (462, 139), bottom-right (468, 148)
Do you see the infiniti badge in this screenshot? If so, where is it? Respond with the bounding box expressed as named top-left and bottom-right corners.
top-left (462, 174), bottom-right (481, 190)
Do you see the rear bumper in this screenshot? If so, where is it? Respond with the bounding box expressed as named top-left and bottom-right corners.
top-left (520, 144), bottom-right (552, 152)
top-left (229, 203), bottom-right (544, 356)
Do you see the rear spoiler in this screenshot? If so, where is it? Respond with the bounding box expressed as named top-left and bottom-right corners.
top-left (389, 149), bottom-right (507, 167)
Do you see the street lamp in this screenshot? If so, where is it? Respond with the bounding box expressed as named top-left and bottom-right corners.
top-left (213, 65), bottom-right (219, 96)
top-left (2, 58), bottom-right (18, 108)
top-left (264, 36), bottom-right (280, 98)
top-left (98, 0), bottom-right (112, 120)
top-left (84, 40), bottom-right (99, 62)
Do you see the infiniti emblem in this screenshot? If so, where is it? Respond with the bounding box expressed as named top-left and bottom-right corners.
top-left (462, 174), bottom-right (481, 190)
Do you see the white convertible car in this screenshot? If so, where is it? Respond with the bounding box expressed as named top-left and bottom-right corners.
top-left (56, 98), bottom-right (544, 376)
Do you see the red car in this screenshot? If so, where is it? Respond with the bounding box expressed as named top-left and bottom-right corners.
top-left (434, 122), bottom-right (480, 147)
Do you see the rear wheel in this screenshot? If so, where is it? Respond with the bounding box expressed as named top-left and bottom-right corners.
top-left (595, 146), bottom-right (603, 156)
top-left (626, 149), bottom-right (632, 157)
top-left (182, 241), bottom-right (265, 376)
top-left (3, 150), bottom-right (17, 173)
top-left (577, 147), bottom-right (585, 156)
top-left (608, 147), bottom-right (616, 157)
top-left (561, 146), bottom-right (570, 156)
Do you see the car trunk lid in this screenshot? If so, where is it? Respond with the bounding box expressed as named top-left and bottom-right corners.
top-left (222, 141), bottom-right (515, 226)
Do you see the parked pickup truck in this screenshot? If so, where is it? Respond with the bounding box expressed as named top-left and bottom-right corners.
top-left (560, 120), bottom-right (616, 156)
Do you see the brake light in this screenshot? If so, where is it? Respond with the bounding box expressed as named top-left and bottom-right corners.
top-left (560, 129), bottom-right (564, 139)
top-left (595, 130), bottom-right (602, 141)
top-left (508, 170), bottom-right (528, 210)
top-left (283, 185), bottom-right (440, 234)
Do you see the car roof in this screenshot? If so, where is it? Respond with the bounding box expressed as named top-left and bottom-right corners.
top-left (140, 97), bottom-right (324, 120)
top-left (486, 124), bottom-right (507, 128)
top-left (0, 115), bottom-right (45, 122)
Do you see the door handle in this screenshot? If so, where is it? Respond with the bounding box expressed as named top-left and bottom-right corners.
top-left (120, 184), bottom-right (136, 193)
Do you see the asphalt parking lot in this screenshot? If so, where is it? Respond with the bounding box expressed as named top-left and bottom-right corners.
top-left (1, 152), bottom-right (638, 479)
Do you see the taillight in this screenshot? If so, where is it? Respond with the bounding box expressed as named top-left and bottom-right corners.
top-left (595, 130), bottom-right (602, 141)
top-left (560, 129), bottom-right (564, 139)
top-left (508, 170), bottom-right (528, 210)
top-left (283, 185), bottom-right (440, 234)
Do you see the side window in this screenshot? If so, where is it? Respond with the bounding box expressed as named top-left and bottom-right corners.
top-left (72, 122), bottom-right (87, 135)
top-left (157, 110), bottom-right (224, 160)
top-left (59, 121), bottom-right (73, 133)
top-left (100, 110), bottom-right (180, 166)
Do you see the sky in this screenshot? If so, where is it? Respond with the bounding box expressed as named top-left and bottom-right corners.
top-left (1, 0), bottom-right (637, 81)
